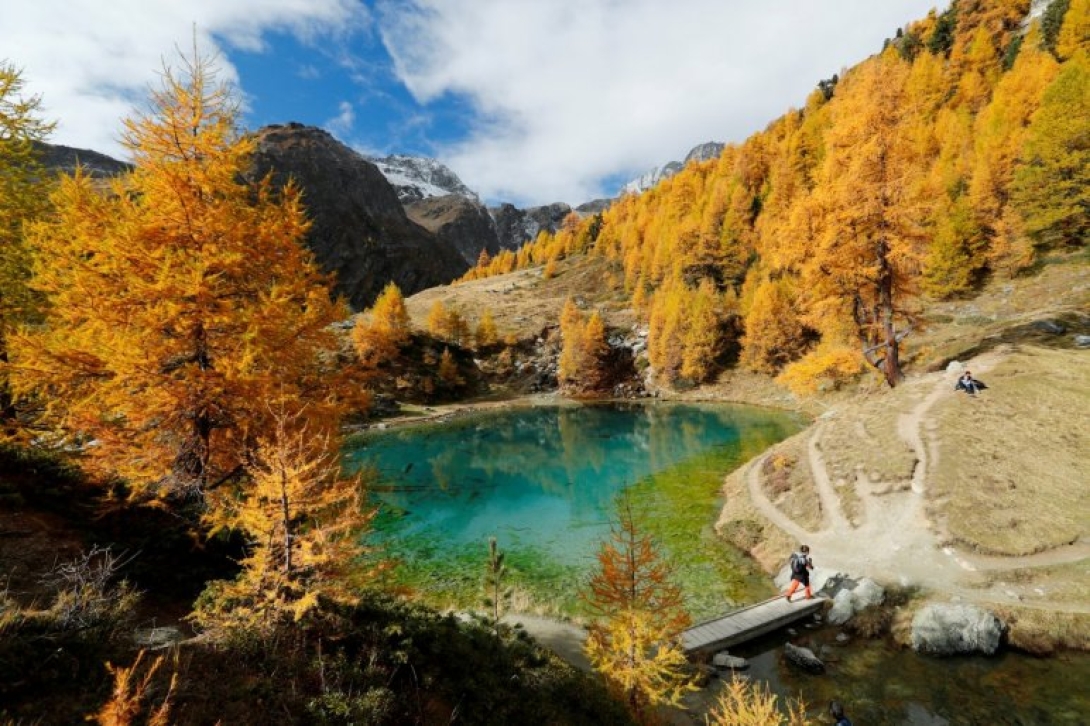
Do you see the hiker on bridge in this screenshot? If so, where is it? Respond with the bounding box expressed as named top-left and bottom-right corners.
top-left (784, 544), bottom-right (813, 602)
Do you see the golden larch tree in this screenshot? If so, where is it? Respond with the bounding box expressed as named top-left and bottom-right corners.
top-left (0, 61), bottom-right (55, 431)
top-left (583, 500), bottom-right (692, 723)
top-left (474, 308), bottom-right (499, 348)
top-left (800, 50), bottom-right (926, 387)
top-left (353, 281), bottom-right (411, 368)
top-left (1011, 51), bottom-right (1090, 248)
top-left (195, 407), bottom-right (383, 632)
top-left (9, 51), bottom-right (358, 501)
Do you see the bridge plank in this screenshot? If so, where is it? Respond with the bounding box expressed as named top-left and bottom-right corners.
top-left (682, 596), bottom-right (827, 655)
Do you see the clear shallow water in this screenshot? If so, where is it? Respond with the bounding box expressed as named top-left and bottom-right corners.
top-left (344, 400), bottom-right (802, 613)
top-left (736, 627), bottom-right (1090, 726)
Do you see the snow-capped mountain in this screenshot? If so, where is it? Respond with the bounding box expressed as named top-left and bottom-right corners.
top-left (366, 154), bottom-right (479, 205)
top-left (621, 141), bottom-right (725, 196)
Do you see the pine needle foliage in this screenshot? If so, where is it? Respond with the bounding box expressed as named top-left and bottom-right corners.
top-left (8, 49), bottom-right (361, 501)
top-left (194, 406), bottom-right (384, 634)
top-left (0, 60), bottom-right (55, 434)
top-left (584, 500), bottom-right (693, 723)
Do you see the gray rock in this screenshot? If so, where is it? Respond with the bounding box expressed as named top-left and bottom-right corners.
top-left (827, 589), bottom-right (855, 625)
top-left (911, 603), bottom-right (1005, 656)
top-left (946, 360), bottom-right (966, 373)
top-left (1032, 319), bottom-right (1066, 335)
top-left (783, 642), bottom-right (825, 674)
top-left (712, 652), bottom-right (750, 671)
top-left (133, 626), bottom-right (184, 650)
top-left (1075, 335), bottom-right (1090, 349)
top-left (489, 202), bottom-right (573, 252)
top-left (852, 578), bottom-right (886, 609)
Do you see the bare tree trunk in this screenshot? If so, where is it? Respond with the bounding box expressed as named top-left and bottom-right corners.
top-left (876, 239), bottom-right (903, 387)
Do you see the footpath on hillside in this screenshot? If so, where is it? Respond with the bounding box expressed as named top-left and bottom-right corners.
top-left (720, 345), bottom-right (1090, 616)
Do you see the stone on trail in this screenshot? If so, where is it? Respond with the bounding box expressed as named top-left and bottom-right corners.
top-left (851, 578), bottom-right (885, 609)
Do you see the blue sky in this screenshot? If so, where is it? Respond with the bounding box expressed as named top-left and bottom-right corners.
top-left (3, 0), bottom-right (947, 207)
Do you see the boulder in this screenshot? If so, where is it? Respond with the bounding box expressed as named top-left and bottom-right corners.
top-left (783, 642), bottom-right (825, 674)
top-left (911, 603), bottom-right (1004, 656)
top-left (1075, 335), bottom-right (1090, 349)
top-left (827, 589), bottom-right (855, 625)
top-left (712, 652), bottom-right (750, 671)
top-left (851, 578), bottom-right (885, 609)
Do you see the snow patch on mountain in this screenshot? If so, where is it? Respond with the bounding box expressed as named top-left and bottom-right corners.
top-left (367, 154), bottom-right (479, 204)
top-left (621, 141), bottom-right (725, 196)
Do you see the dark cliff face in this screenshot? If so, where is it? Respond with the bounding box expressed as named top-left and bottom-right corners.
top-left (247, 123), bottom-right (469, 310)
top-left (34, 141), bottom-right (132, 178)
top-left (489, 202), bottom-right (573, 252)
top-left (404, 194), bottom-right (500, 266)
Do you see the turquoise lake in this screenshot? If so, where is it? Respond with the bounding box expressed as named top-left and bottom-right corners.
top-left (345, 400), bottom-right (1090, 724)
top-left (344, 400), bottom-right (803, 614)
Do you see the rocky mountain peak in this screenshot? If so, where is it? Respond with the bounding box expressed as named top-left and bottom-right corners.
top-left (621, 140), bottom-right (725, 196)
top-left (248, 123), bottom-right (469, 309)
top-left (367, 153), bottom-right (479, 205)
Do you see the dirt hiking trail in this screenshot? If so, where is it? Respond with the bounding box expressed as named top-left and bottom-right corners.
top-left (735, 349), bottom-right (1090, 614)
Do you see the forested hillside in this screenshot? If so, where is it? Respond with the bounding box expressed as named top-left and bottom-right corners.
top-left (462, 0), bottom-right (1088, 392)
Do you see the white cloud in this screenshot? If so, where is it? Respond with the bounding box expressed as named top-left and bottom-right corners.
top-left (326, 100), bottom-right (357, 135)
top-left (1, 0), bottom-right (365, 160)
top-left (377, 0), bottom-right (948, 205)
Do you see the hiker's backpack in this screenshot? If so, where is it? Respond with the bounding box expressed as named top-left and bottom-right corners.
top-left (790, 552), bottom-right (809, 575)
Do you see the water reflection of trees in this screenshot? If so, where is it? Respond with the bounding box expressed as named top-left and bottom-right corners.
top-left (353, 404), bottom-right (799, 522)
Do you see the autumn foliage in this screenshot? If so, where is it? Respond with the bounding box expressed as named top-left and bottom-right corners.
top-left (558, 298), bottom-right (609, 393)
top-left (0, 61), bottom-right (54, 432)
top-left (8, 52), bottom-right (361, 501)
top-left (583, 501), bottom-right (692, 723)
top-left (458, 0), bottom-right (1087, 391)
top-left (194, 407), bottom-right (382, 633)
top-left (353, 281), bottom-right (412, 368)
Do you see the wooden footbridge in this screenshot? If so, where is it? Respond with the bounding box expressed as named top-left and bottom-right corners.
top-left (681, 595), bottom-right (828, 655)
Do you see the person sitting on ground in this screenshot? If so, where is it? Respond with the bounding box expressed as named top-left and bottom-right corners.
top-left (829, 700), bottom-right (852, 726)
top-left (955, 370), bottom-right (987, 395)
top-left (784, 544), bottom-right (813, 602)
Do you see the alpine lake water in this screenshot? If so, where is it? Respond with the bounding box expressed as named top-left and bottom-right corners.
top-left (344, 400), bottom-right (1090, 725)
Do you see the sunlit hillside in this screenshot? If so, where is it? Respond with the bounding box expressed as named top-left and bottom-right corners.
top-left (459, 0), bottom-right (1088, 395)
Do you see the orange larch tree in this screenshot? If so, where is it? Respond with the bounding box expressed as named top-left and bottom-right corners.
top-left (583, 499), bottom-right (692, 723)
top-left (194, 407), bottom-right (384, 632)
top-left (9, 50), bottom-right (360, 503)
top-left (0, 61), bottom-right (55, 433)
top-left (799, 50), bottom-right (927, 387)
top-left (353, 281), bottom-right (411, 368)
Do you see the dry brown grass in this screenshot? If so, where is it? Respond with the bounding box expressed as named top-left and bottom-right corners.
top-left (928, 345), bottom-right (1090, 556)
top-left (818, 397), bottom-right (917, 494)
top-left (716, 465), bottom-right (795, 573)
top-left (759, 438), bottom-right (822, 531)
top-left (993, 605), bottom-right (1090, 655)
top-left (402, 255), bottom-right (635, 342)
